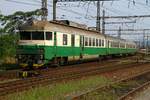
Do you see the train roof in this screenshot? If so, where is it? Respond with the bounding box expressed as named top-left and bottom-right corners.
top-left (20, 20), bottom-right (105, 36)
top-left (19, 20), bottom-right (136, 44)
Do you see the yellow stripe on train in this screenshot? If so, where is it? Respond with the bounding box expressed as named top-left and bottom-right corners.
top-left (33, 64), bottom-right (44, 68)
top-left (19, 63), bottom-right (44, 68)
top-left (20, 63), bottom-right (28, 67)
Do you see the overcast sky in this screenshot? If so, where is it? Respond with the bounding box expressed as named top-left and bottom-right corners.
top-left (1, 0), bottom-right (150, 41)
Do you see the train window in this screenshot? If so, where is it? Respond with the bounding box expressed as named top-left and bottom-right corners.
top-left (127, 44), bottom-right (129, 48)
top-left (111, 41), bottom-right (115, 48)
top-left (111, 42), bottom-right (113, 47)
top-left (120, 43), bottom-right (125, 48)
top-left (93, 38), bottom-right (95, 46)
top-left (115, 42), bottom-right (119, 47)
top-left (109, 41), bottom-right (111, 47)
top-left (89, 38), bottom-right (91, 46)
top-left (80, 36), bottom-right (84, 47)
top-left (99, 39), bottom-right (101, 47)
top-left (117, 42), bottom-right (119, 47)
top-left (71, 34), bottom-right (75, 46)
top-left (32, 32), bottom-right (44, 40)
top-left (102, 40), bottom-right (104, 46)
top-left (20, 31), bottom-right (31, 40)
top-left (63, 34), bottom-right (68, 45)
top-left (46, 32), bottom-right (52, 40)
top-left (110, 41), bottom-right (112, 47)
top-left (96, 39), bottom-right (98, 46)
top-left (85, 37), bottom-right (88, 46)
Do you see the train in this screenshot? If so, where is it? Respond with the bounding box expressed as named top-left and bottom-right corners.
top-left (16, 20), bottom-right (137, 69)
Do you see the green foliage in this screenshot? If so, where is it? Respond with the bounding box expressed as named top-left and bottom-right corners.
top-left (0, 34), bottom-right (19, 59)
top-left (0, 9), bottom-right (42, 63)
top-left (0, 9), bottom-right (41, 33)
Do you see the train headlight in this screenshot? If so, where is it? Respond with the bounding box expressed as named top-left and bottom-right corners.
top-left (40, 55), bottom-right (43, 59)
top-left (18, 55), bottom-right (22, 59)
top-left (37, 60), bottom-right (42, 64)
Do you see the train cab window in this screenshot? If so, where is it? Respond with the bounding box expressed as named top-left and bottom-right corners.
top-left (85, 37), bottom-right (88, 46)
top-left (89, 38), bottom-right (91, 46)
top-left (93, 38), bottom-right (95, 46)
top-left (96, 39), bottom-right (98, 46)
top-left (32, 32), bottom-right (44, 40)
top-left (63, 34), bottom-right (68, 45)
top-left (46, 32), bottom-right (52, 40)
top-left (20, 31), bottom-right (31, 40)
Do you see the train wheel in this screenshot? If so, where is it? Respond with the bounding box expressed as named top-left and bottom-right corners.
top-left (98, 55), bottom-right (103, 62)
top-left (60, 57), bottom-right (65, 65)
top-left (51, 58), bottom-right (60, 67)
top-left (63, 57), bottom-right (68, 65)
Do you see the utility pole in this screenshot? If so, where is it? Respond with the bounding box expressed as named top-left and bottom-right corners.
top-left (41, 0), bottom-right (48, 21)
top-left (143, 34), bottom-right (150, 55)
top-left (146, 34), bottom-right (149, 55)
top-left (143, 30), bottom-right (145, 49)
top-left (53, 0), bottom-right (57, 20)
top-left (118, 26), bottom-right (121, 39)
top-left (102, 10), bottom-right (105, 34)
top-left (96, 0), bottom-right (101, 32)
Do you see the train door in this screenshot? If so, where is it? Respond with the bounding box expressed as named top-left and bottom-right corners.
top-left (108, 40), bottom-right (110, 48)
top-left (71, 34), bottom-right (75, 47)
top-left (54, 32), bottom-right (57, 57)
top-left (80, 35), bottom-right (84, 50)
top-left (106, 39), bottom-right (109, 55)
top-left (80, 35), bottom-right (84, 59)
top-left (107, 40), bottom-right (111, 55)
top-left (71, 34), bottom-right (75, 58)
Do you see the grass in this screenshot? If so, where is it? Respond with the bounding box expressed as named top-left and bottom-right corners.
top-left (84, 90), bottom-right (118, 100)
top-left (84, 80), bottom-right (139, 100)
top-left (0, 63), bottom-right (19, 71)
top-left (0, 79), bottom-right (20, 84)
top-left (5, 75), bottom-right (111, 100)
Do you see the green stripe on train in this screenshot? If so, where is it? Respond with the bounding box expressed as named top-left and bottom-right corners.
top-left (18, 45), bottom-right (136, 61)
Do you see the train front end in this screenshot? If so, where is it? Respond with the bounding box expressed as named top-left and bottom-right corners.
top-left (17, 31), bottom-right (46, 69)
top-left (16, 21), bottom-right (54, 70)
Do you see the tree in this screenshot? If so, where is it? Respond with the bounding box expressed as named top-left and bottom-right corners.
top-left (0, 9), bottom-right (42, 33)
top-left (0, 9), bottom-right (42, 62)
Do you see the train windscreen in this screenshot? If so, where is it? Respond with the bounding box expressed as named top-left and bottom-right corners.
top-left (32, 32), bottom-right (44, 40)
top-left (20, 31), bottom-right (31, 40)
top-left (20, 31), bottom-right (44, 40)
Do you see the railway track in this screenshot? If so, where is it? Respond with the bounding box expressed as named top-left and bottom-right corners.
top-left (119, 80), bottom-right (150, 100)
top-left (67, 64), bottom-right (150, 100)
top-left (0, 61), bottom-right (146, 97)
top-left (0, 55), bottom-right (139, 81)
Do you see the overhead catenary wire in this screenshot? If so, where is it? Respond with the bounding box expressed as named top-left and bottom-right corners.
top-left (4, 0), bottom-right (150, 32)
top-left (5, 0), bottom-right (41, 6)
top-left (4, 0), bottom-right (96, 20)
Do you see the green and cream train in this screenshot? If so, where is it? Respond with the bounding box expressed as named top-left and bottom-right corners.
top-left (16, 20), bottom-right (137, 69)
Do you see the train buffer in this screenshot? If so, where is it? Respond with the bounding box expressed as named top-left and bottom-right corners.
top-left (19, 70), bottom-right (40, 78)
